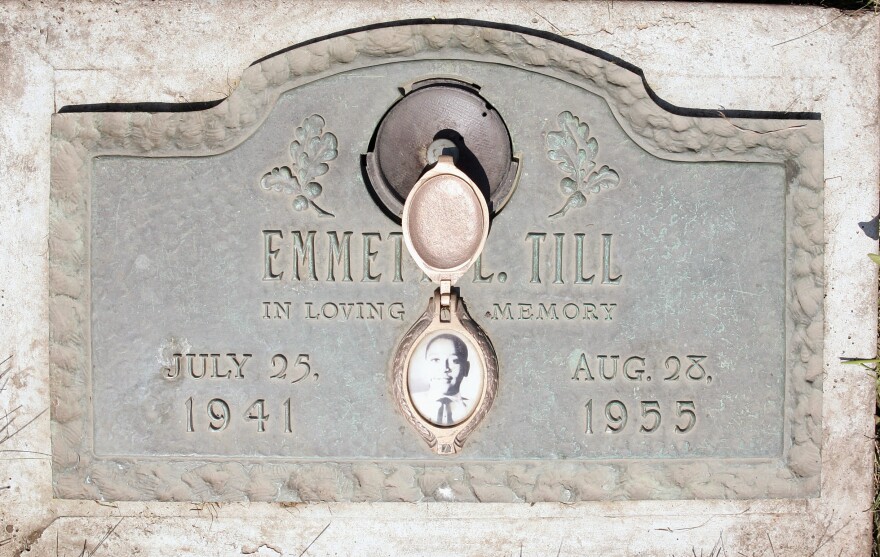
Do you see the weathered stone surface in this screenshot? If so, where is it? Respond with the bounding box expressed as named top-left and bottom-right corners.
top-left (0, 2), bottom-right (877, 556)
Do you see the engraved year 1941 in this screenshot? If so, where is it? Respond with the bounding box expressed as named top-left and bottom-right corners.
top-left (183, 397), bottom-right (296, 433)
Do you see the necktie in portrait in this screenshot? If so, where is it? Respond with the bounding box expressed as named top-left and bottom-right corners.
top-left (436, 397), bottom-right (453, 425)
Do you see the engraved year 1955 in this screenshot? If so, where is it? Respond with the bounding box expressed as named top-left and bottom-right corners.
top-left (583, 399), bottom-right (697, 435)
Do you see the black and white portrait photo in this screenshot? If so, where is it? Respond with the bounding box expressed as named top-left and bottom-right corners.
top-left (407, 330), bottom-right (483, 427)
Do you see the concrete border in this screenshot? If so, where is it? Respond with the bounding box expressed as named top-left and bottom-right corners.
top-left (1, 2), bottom-right (876, 555)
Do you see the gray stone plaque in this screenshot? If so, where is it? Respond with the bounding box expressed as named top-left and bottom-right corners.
top-left (50, 23), bottom-right (823, 502)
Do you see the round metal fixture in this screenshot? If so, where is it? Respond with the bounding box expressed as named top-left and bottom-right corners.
top-left (364, 78), bottom-right (520, 219)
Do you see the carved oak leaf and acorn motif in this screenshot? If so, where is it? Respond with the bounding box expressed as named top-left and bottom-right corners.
top-left (260, 114), bottom-right (338, 217)
top-left (546, 111), bottom-right (620, 218)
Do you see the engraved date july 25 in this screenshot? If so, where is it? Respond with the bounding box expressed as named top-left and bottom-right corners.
top-left (163, 352), bottom-right (316, 383)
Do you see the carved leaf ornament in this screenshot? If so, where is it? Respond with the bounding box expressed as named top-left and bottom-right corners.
top-left (546, 111), bottom-right (620, 218)
top-left (260, 114), bottom-right (337, 217)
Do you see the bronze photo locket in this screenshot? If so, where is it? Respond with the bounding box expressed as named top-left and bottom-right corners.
top-left (392, 155), bottom-right (499, 455)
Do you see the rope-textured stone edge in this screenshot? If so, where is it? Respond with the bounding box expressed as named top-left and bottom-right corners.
top-left (49, 23), bottom-right (823, 502)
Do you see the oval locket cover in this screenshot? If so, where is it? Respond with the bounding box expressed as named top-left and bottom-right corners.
top-left (392, 156), bottom-right (499, 455)
top-left (402, 155), bottom-right (489, 285)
